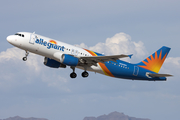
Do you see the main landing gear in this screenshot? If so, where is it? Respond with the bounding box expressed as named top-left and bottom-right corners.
top-left (70, 66), bottom-right (89, 78)
top-left (22, 51), bottom-right (29, 61)
top-left (70, 72), bottom-right (77, 78)
top-left (70, 66), bottom-right (77, 78)
top-left (82, 71), bottom-right (89, 78)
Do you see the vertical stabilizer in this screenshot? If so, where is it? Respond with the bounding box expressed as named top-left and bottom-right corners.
top-left (137, 46), bottom-right (171, 73)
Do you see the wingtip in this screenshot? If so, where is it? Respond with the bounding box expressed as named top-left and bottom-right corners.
top-left (128, 54), bottom-right (133, 59)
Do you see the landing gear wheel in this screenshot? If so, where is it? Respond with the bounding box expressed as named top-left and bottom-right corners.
top-left (82, 71), bottom-right (89, 78)
top-left (70, 72), bottom-right (77, 78)
top-left (22, 51), bottom-right (29, 61)
top-left (22, 57), bottom-right (27, 61)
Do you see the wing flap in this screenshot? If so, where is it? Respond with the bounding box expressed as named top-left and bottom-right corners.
top-left (79, 54), bottom-right (132, 63)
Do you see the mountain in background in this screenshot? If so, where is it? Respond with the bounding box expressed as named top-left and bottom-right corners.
top-left (0, 116), bottom-right (48, 120)
top-left (0, 112), bottom-right (150, 120)
top-left (83, 111), bottom-right (150, 120)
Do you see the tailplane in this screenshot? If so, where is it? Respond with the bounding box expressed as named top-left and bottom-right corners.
top-left (148, 73), bottom-right (172, 77)
top-left (137, 46), bottom-right (171, 73)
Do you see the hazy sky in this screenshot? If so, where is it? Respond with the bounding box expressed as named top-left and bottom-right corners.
top-left (1, 0), bottom-right (180, 120)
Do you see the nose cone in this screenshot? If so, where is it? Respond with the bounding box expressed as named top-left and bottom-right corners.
top-left (6, 35), bottom-right (14, 43)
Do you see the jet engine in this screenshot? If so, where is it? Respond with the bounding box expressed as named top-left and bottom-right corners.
top-left (61, 54), bottom-right (79, 66)
top-left (44, 57), bottom-right (66, 68)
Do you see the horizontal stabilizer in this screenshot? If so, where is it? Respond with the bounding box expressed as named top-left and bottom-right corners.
top-left (148, 73), bottom-right (173, 77)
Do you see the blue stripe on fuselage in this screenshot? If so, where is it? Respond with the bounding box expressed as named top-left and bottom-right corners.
top-left (104, 60), bottom-right (166, 80)
top-left (91, 51), bottom-right (166, 80)
top-left (104, 60), bottom-right (134, 79)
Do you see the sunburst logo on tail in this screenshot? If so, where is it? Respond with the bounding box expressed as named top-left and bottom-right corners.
top-left (139, 50), bottom-right (167, 73)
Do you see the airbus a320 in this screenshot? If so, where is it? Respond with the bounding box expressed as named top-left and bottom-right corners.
top-left (6, 32), bottom-right (172, 81)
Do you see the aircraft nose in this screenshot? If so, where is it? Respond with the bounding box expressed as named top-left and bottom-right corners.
top-left (6, 35), bottom-right (14, 43)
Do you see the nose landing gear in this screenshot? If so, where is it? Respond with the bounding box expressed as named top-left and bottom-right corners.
top-left (22, 51), bottom-right (29, 61)
top-left (22, 57), bottom-right (27, 61)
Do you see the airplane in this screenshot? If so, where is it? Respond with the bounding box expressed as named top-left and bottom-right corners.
top-left (6, 32), bottom-right (172, 81)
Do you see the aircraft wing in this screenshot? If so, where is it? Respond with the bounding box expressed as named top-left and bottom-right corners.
top-left (148, 73), bottom-right (173, 77)
top-left (78, 54), bottom-right (133, 65)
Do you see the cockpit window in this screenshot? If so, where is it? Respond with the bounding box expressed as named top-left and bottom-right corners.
top-left (15, 33), bottom-right (25, 37)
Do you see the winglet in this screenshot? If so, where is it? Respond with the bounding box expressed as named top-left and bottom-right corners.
top-left (128, 54), bottom-right (133, 59)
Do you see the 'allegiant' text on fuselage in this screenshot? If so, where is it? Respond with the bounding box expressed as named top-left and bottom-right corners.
top-left (35, 38), bottom-right (64, 51)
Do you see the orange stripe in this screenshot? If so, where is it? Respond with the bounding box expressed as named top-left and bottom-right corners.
top-left (84, 49), bottom-right (97, 56)
top-left (84, 49), bottom-right (114, 77)
top-left (99, 63), bottom-right (114, 77)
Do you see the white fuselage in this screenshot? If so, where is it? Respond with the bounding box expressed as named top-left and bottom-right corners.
top-left (7, 32), bottom-right (105, 75)
top-left (6, 32), bottom-right (170, 80)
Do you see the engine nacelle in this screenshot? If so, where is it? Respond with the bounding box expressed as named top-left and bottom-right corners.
top-left (44, 57), bottom-right (66, 68)
top-left (61, 54), bottom-right (79, 66)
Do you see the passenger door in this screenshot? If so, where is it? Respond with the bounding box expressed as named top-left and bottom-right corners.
top-left (29, 32), bottom-right (36, 44)
top-left (133, 66), bottom-right (139, 76)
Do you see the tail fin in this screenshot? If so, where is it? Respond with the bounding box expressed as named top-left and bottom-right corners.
top-left (137, 46), bottom-right (171, 73)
